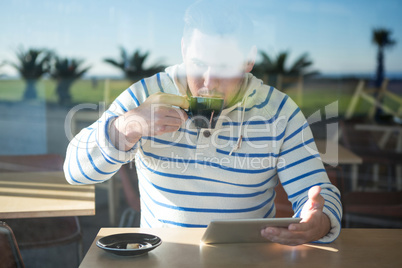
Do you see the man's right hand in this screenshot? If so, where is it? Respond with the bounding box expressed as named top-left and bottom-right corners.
top-left (110, 92), bottom-right (189, 151)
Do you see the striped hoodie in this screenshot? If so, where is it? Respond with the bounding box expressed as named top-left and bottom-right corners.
top-left (64, 64), bottom-right (342, 243)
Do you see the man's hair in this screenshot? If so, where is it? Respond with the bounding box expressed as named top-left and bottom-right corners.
top-left (183, 0), bottom-right (255, 55)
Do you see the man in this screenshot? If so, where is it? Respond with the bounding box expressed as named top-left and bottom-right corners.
top-left (64, 0), bottom-right (341, 245)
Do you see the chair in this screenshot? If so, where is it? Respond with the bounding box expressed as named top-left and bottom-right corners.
top-left (337, 118), bottom-right (402, 227)
top-left (344, 79), bottom-right (402, 121)
top-left (273, 180), bottom-right (293, 218)
top-left (0, 221), bottom-right (25, 268)
top-left (0, 154), bottom-right (83, 263)
top-left (118, 162), bottom-right (141, 227)
top-left (339, 119), bottom-right (381, 153)
top-left (339, 119), bottom-right (402, 191)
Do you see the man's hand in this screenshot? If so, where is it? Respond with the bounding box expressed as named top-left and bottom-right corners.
top-left (260, 186), bottom-right (331, 246)
top-left (111, 92), bottom-right (189, 151)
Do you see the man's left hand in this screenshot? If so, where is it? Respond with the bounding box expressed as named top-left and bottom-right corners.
top-left (260, 186), bottom-right (331, 246)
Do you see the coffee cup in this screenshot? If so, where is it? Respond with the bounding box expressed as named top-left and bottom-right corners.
top-left (188, 96), bottom-right (224, 129)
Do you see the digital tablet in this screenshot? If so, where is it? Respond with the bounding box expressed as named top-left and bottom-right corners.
top-left (201, 218), bottom-right (301, 244)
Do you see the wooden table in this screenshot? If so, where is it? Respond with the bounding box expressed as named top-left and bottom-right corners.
top-left (315, 140), bottom-right (363, 190)
top-left (354, 124), bottom-right (402, 152)
top-left (315, 140), bottom-right (363, 165)
top-left (80, 228), bottom-right (402, 268)
top-left (0, 171), bottom-right (95, 219)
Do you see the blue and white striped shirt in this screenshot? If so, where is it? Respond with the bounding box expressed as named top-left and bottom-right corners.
top-left (64, 64), bottom-right (342, 243)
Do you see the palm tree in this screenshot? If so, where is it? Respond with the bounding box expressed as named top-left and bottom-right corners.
top-left (50, 56), bottom-right (91, 105)
top-left (104, 47), bottom-right (166, 82)
top-left (372, 28), bottom-right (396, 88)
top-left (8, 48), bottom-right (51, 100)
top-left (252, 50), bottom-right (319, 87)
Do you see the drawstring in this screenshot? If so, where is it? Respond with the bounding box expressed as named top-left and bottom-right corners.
top-left (229, 93), bottom-right (249, 156)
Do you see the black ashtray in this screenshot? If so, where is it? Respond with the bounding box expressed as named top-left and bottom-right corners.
top-left (96, 233), bottom-right (162, 257)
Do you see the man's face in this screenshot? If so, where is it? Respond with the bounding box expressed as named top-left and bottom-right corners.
top-left (182, 30), bottom-right (253, 107)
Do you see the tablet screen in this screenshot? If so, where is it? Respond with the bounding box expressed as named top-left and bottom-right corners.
top-left (201, 218), bottom-right (301, 244)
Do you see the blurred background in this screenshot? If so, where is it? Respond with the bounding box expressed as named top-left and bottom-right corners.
top-left (0, 0), bottom-right (401, 267)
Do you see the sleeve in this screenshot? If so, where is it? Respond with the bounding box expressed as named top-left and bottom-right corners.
top-left (64, 81), bottom-right (147, 185)
top-left (276, 97), bottom-right (342, 243)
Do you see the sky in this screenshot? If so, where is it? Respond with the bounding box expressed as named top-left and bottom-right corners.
top-left (0, 0), bottom-right (401, 78)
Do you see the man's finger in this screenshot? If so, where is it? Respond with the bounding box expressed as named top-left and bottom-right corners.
top-left (308, 186), bottom-right (325, 210)
top-left (150, 92), bottom-right (190, 109)
top-left (288, 222), bottom-right (311, 232)
top-left (260, 227), bottom-right (306, 246)
top-left (156, 116), bottom-right (185, 127)
top-left (159, 125), bottom-right (181, 133)
top-left (165, 107), bottom-right (189, 120)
